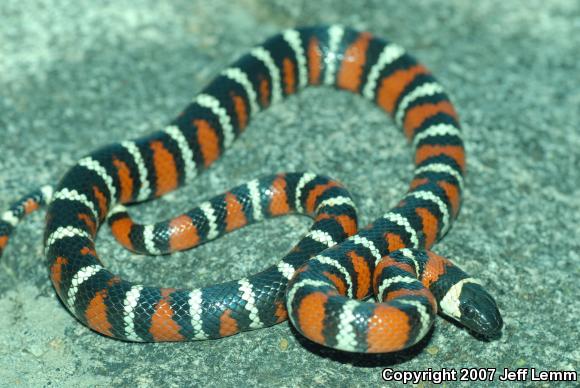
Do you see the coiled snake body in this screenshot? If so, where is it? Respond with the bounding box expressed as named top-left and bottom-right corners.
top-left (0, 26), bottom-right (502, 353)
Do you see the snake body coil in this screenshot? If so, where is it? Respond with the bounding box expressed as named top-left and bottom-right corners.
top-left (0, 26), bottom-right (502, 353)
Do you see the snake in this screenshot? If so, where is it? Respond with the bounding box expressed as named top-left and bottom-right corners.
top-left (0, 25), bottom-right (502, 353)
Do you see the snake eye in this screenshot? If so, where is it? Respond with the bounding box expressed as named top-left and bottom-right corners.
top-left (463, 304), bottom-right (475, 316)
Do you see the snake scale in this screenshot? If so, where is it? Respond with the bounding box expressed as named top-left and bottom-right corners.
top-left (0, 25), bottom-right (502, 353)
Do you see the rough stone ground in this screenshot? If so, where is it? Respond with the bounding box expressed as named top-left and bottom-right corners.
top-left (0, 0), bottom-right (578, 386)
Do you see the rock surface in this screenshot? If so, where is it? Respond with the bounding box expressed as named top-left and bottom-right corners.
top-left (0, 0), bottom-right (578, 386)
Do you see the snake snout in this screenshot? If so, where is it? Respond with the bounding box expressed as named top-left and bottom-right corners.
top-left (459, 283), bottom-right (503, 339)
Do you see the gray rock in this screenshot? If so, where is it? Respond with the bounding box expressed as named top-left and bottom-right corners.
top-left (1, 0), bottom-right (578, 386)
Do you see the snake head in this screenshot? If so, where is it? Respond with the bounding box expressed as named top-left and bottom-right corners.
top-left (439, 279), bottom-right (503, 339)
top-left (456, 282), bottom-right (503, 338)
